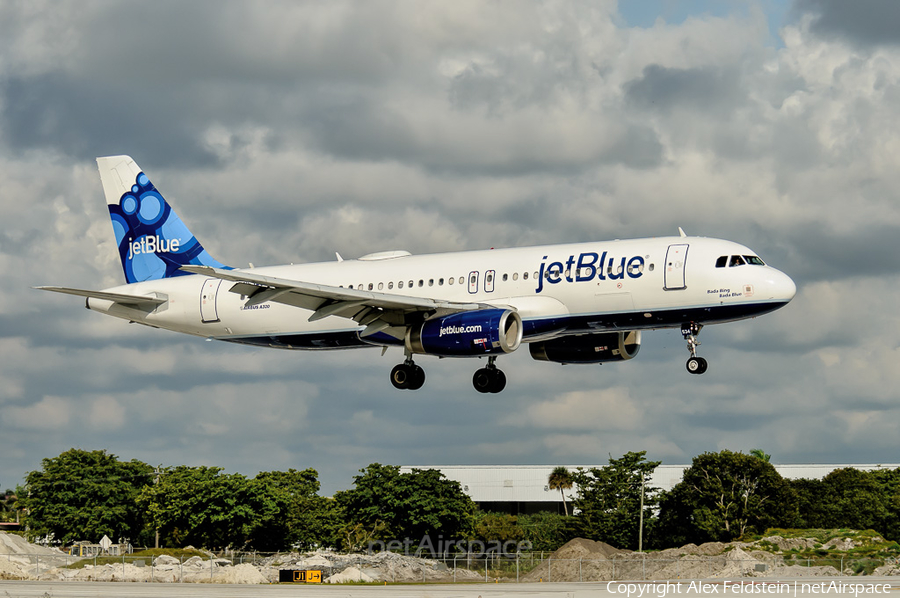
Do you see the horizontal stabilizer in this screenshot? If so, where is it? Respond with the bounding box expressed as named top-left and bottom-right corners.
top-left (35, 286), bottom-right (166, 308)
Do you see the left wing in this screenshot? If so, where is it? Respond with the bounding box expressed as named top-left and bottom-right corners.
top-left (180, 265), bottom-right (498, 339)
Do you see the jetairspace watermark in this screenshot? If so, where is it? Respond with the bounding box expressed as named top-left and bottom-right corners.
top-left (367, 537), bottom-right (531, 558)
top-left (606, 581), bottom-right (893, 597)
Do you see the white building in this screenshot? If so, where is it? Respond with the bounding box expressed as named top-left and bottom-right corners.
top-left (400, 464), bottom-right (900, 514)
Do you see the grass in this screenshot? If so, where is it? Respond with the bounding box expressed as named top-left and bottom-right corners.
top-left (740, 528), bottom-right (900, 574)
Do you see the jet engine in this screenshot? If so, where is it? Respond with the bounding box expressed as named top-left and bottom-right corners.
top-left (407, 308), bottom-right (523, 357)
top-left (529, 330), bottom-right (641, 364)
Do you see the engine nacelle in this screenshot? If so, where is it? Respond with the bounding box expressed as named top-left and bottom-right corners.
top-left (529, 331), bottom-right (641, 364)
top-left (407, 309), bottom-right (523, 357)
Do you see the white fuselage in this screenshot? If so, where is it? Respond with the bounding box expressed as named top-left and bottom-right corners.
top-left (86, 236), bottom-right (796, 351)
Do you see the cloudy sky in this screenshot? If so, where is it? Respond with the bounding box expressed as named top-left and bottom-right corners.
top-left (2, 0), bottom-right (899, 496)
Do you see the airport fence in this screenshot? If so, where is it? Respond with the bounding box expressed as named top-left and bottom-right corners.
top-left (0, 551), bottom-right (892, 583)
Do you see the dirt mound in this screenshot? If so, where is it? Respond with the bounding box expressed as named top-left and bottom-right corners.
top-left (0, 559), bottom-right (29, 580)
top-left (762, 536), bottom-right (818, 551)
top-left (772, 564), bottom-right (841, 577)
top-left (522, 538), bottom-right (629, 582)
top-left (0, 532), bottom-right (68, 558)
top-left (326, 566), bottom-right (374, 583)
top-left (822, 537), bottom-right (865, 551)
top-left (552, 538), bottom-right (629, 560)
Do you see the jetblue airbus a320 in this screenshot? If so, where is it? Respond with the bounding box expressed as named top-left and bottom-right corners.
top-left (39, 156), bottom-right (796, 393)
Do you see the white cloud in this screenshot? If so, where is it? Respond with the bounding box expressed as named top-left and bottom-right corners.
top-left (506, 387), bottom-right (641, 431)
top-left (3, 396), bottom-right (71, 430)
top-left (1, 1), bottom-right (899, 493)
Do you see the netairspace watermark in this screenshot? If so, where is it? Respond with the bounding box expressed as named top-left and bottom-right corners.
top-left (607, 581), bottom-right (893, 597)
top-left (367, 537), bottom-right (531, 558)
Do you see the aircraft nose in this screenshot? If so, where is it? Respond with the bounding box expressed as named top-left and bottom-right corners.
top-left (769, 269), bottom-right (796, 302)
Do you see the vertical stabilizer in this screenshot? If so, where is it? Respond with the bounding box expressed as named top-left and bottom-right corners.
top-left (97, 155), bottom-right (229, 283)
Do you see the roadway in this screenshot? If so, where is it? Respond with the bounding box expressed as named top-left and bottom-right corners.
top-left (1, 579), bottom-right (898, 598)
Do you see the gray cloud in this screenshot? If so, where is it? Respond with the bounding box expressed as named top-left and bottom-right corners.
top-left (1, 2), bottom-right (899, 495)
top-left (0, 73), bottom-right (220, 167)
top-left (795, 0), bottom-right (900, 47)
top-left (625, 64), bottom-right (745, 117)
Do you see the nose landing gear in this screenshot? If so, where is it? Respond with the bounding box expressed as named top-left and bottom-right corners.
top-left (473, 356), bottom-right (506, 393)
top-left (390, 355), bottom-right (425, 390)
top-left (682, 322), bottom-right (708, 375)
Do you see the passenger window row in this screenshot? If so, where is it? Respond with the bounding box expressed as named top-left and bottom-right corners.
top-left (343, 271), bottom-right (537, 291)
top-left (342, 262), bottom-right (656, 291)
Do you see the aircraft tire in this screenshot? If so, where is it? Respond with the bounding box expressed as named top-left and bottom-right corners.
top-left (391, 364), bottom-right (411, 389)
top-left (490, 370), bottom-right (506, 393)
top-left (408, 365), bottom-right (426, 390)
top-left (473, 368), bottom-right (493, 393)
top-left (697, 357), bottom-right (708, 374)
top-left (686, 357), bottom-right (708, 375)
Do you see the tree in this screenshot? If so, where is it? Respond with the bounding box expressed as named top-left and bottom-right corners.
top-left (474, 512), bottom-right (524, 544)
top-left (749, 449), bottom-right (771, 462)
top-left (871, 468), bottom-right (900, 541)
top-left (656, 450), bottom-right (795, 546)
top-left (334, 464), bottom-right (477, 553)
top-left (570, 451), bottom-right (661, 550)
top-left (0, 488), bottom-right (17, 522)
top-left (788, 467), bottom-right (900, 541)
top-left (787, 477), bottom-right (828, 528)
top-left (517, 511), bottom-right (571, 552)
top-left (137, 465), bottom-right (255, 549)
top-left (817, 468), bottom-right (889, 532)
top-left (548, 466), bottom-right (574, 516)
top-left (245, 468), bottom-right (338, 551)
top-left (21, 449), bottom-right (153, 545)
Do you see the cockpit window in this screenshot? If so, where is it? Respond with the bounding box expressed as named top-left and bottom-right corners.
top-left (744, 255), bottom-right (766, 266)
top-left (715, 256), bottom-right (727, 268)
top-left (729, 255), bottom-right (746, 267)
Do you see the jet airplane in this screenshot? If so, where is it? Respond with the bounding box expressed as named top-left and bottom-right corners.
top-left (39, 156), bottom-right (796, 393)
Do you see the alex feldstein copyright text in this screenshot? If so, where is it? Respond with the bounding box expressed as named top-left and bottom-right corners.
top-left (606, 581), bottom-right (895, 597)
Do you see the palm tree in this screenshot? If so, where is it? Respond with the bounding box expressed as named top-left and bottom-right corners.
top-left (548, 466), bottom-right (573, 516)
top-left (749, 448), bottom-right (771, 462)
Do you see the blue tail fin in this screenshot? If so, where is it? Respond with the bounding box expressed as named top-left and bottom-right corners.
top-left (97, 155), bottom-right (230, 283)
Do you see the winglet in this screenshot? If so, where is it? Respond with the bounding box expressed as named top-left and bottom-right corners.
top-left (678, 227), bottom-right (687, 237)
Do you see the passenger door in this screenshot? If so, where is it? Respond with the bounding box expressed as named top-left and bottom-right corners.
top-left (664, 244), bottom-right (689, 290)
top-left (200, 278), bottom-right (222, 323)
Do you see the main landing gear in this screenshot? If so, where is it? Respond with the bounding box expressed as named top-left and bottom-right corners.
top-left (682, 322), bottom-right (708, 375)
top-left (473, 356), bottom-right (506, 394)
top-left (390, 356), bottom-right (425, 390)
top-left (389, 354), bottom-right (507, 393)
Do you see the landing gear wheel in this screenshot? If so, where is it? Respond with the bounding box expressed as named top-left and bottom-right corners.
top-left (682, 322), bottom-right (708, 375)
top-left (686, 356), bottom-right (708, 375)
top-left (391, 364), bottom-right (412, 389)
top-left (490, 370), bottom-right (506, 393)
top-left (391, 362), bottom-right (426, 390)
top-left (408, 365), bottom-right (425, 390)
top-left (473, 368), bottom-right (493, 393)
top-left (473, 367), bottom-right (506, 393)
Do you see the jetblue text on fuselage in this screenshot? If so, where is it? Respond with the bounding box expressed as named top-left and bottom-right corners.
top-left (127, 235), bottom-right (181, 259)
top-left (535, 251), bottom-right (644, 293)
